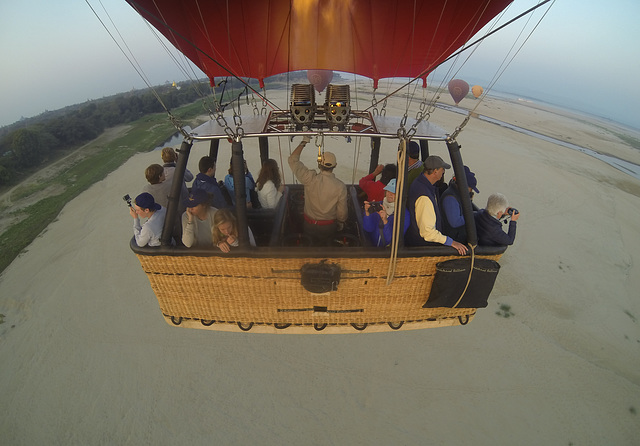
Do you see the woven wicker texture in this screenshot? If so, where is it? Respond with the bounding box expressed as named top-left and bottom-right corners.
top-left (136, 253), bottom-right (502, 332)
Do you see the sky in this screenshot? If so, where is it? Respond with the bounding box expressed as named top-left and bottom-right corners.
top-left (1, 0), bottom-right (639, 129)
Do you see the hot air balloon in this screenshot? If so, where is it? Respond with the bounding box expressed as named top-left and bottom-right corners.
top-left (472, 85), bottom-right (484, 98)
top-left (122, 0), bottom-right (518, 333)
top-left (448, 79), bottom-right (470, 105)
top-left (307, 70), bottom-right (333, 93)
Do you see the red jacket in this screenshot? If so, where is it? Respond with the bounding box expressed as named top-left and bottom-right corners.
top-left (359, 173), bottom-right (385, 202)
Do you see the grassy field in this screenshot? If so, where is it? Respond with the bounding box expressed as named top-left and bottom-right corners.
top-left (0, 101), bottom-right (207, 274)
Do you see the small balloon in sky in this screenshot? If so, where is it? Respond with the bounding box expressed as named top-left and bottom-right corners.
top-left (307, 70), bottom-right (333, 93)
top-left (448, 79), bottom-right (469, 105)
top-left (472, 85), bottom-right (483, 98)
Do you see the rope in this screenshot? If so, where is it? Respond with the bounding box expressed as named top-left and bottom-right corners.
top-left (452, 244), bottom-right (476, 308)
top-left (386, 139), bottom-right (407, 285)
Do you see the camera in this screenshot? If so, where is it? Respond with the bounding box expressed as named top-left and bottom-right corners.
top-left (507, 208), bottom-right (519, 216)
top-left (368, 201), bottom-right (383, 213)
top-left (123, 194), bottom-right (132, 207)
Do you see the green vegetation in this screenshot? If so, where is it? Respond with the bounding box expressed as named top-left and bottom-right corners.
top-left (0, 104), bottom-right (199, 274)
top-left (496, 303), bottom-right (514, 318)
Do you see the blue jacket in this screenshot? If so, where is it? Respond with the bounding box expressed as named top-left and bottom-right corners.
top-left (192, 173), bottom-right (228, 209)
top-left (474, 209), bottom-right (517, 246)
top-left (363, 209), bottom-right (410, 247)
top-left (441, 183), bottom-right (468, 244)
top-left (406, 173), bottom-right (452, 246)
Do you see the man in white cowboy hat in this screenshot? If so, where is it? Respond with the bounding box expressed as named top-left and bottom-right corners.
top-left (288, 136), bottom-right (348, 244)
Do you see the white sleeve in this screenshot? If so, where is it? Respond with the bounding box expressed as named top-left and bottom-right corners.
top-left (181, 212), bottom-right (196, 247)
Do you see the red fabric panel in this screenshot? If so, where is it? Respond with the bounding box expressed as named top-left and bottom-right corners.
top-left (126, 0), bottom-right (512, 83)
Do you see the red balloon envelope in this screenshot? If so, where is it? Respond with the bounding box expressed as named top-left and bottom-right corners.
top-left (125, 0), bottom-right (512, 86)
top-left (307, 70), bottom-right (333, 93)
top-left (448, 79), bottom-right (470, 105)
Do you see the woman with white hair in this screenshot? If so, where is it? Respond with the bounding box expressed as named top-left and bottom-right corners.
top-left (474, 193), bottom-right (520, 246)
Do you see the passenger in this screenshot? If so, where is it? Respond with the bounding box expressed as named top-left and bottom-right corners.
top-left (191, 156), bottom-right (228, 209)
top-left (288, 136), bottom-right (347, 244)
top-left (474, 193), bottom-right (520, 246)
top-left (181, 189), bottom-right (218, 248)
top-left (405, 141), bottom-right (424, 188)
top-left (256, 158), bottom-right (284, 209)
top-left (362, 179), bottom-right (410, 247)
top-left (130, 192), bottom-right (166, 247)
top-left (212, 208), bottom-right (256, 253)
top-left (224, 158), bottom-right (257, 208)
top-left (441, 166), bottom-right (480, 245)
top-left (358, 163), bottom-right (397, 202)
top-left (142, 164), bottom-right (172, 208)
top-left (161, 147), bottom-right (193, 213)
top-left (405, 156), bottom-right (468, 255)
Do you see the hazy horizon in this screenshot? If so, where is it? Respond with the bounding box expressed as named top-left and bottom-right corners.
top-left (1, 0), bottom-right (639, 131)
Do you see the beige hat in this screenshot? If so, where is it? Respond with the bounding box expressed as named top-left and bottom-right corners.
top-left (320, 151), bottom-right (337, 168)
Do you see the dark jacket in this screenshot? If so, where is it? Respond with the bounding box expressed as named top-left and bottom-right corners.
top-left (192, 173), bottom-right (228, 209)
top-left (406, 173), bottom-right (447, 246)
top-left (474, 209), bottom-right (517, 246)
top-left (440, 182), bottom-right (468, 244)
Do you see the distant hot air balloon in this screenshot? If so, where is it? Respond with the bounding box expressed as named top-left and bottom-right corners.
top-left (448, 79), bottom-right (469, 105)
top-left (472, 85), bottom-right (483, 98)
top-left (307, 70), bottom-right (333, 93)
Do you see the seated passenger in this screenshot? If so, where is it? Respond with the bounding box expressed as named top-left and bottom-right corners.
top-left (405, 156), bottom-right (468, 255)
top-left (212, 208), bottom-right (256, 252)
top-left (362, 179), bottom-right (410, 247)
top-left (130, 192), bottom-right (166, 247)
top-left (474, 193), bottom-right (520, 246)
top-left (224, 158), bottom-right (257, 208)
top-left (441, 166), bottom-right (479, 245)
top-left (256, 158), bottom-right (284, 209)
top-left (181, 189), bottom-right (218, 248)
top-left (358, 163), bottom-right (397, 202)
top-left (142, 164), bottom-right (171, 208)
top-left (192, 156), bottom-right (228, 209)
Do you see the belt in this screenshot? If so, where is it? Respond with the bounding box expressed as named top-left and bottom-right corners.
top-left (304, 214), bottom-right (335, 226)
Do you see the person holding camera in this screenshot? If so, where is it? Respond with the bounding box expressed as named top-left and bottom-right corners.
top-left (128, 192), bottom-right (166, 247)
top-left (362, 179), bottom-right (410, 247)
top-left (474, 192), bottom-right (520, 246)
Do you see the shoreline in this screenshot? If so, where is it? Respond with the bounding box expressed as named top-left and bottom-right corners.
top-left (0, 91), bottom-right (638, 444)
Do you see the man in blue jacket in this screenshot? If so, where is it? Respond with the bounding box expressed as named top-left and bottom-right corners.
top-left (191, 156), bottom-right (228, 209)
top-left (474, 193), bottom-right (520, 246)
top-left (406, 156), bottom-right (468, 255)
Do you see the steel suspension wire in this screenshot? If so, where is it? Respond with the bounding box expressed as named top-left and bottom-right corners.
top-left (363, 0), bottom-right (554, 114)
top-left (469, 0), bottom-right (555, 116)
top-left (126, 0), bottom-right (282, 113)
top-left (87, 0), bottom-right (186, 132)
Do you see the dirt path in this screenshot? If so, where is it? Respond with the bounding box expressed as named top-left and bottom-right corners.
top-left (0, 125), bottom-right (131, 234)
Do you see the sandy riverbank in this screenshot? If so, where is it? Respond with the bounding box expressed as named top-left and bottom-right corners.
top-left (0, 92), bottom-right (638, 444)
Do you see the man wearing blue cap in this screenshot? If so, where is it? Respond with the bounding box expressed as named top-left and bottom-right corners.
top-left (130, 192), bottom-right (166, 247)
top-left (441, 165), bottom-right (479, 244)
top-left (362, 179), bottom-right (410, 247)
top-left (182, 188), bottom-right (219, 248)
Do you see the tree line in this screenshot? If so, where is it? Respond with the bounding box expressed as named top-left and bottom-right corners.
top-left (0, 71), bottom-right (339, 186)
top-left (0, 82), bottom-right (206, 186)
